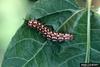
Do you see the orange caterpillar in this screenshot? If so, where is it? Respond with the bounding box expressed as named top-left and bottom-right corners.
top-left (28, 19), bottom-right (73, 42)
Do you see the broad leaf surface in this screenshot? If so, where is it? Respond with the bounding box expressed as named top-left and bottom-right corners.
top-left (2, 0), bottom-right (100, 67)
top-left (91, 13), bottom-right (100, 62)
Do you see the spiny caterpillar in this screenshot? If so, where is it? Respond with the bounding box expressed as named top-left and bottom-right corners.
top-left (28, 19), bottom-right (73, 42)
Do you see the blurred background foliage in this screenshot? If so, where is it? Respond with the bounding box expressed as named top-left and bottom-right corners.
top-left (0, 0), bottom-right (30, 66)
top-left (0, 0), bottom-right (100, 66)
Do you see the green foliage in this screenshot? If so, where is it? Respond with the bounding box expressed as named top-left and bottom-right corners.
top-left (2, 0), bottom-right (100, 67)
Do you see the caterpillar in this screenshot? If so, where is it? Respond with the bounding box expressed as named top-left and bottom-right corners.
top-left (28, 19), bottom-right (73, 42)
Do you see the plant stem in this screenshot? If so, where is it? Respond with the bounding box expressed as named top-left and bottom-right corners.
top-left (85, 0), bottom-right (92, 63)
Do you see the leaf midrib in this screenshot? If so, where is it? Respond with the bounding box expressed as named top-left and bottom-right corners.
top-left (85, 0), bottom-right (92, 63)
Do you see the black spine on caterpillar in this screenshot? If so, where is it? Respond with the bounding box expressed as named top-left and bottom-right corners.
top-left (28, 19), bottom-right (73, 42)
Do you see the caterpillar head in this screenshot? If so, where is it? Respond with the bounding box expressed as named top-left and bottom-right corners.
top-left (28, 19), bottom-right (38, 28)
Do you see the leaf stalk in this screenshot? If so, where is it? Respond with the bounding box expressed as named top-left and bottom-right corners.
top-left (85, 0), bottom-right (92, 63)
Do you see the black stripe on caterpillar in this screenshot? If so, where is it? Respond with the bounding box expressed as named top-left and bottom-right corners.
top-left (28, 19), bottom-right (73, 42)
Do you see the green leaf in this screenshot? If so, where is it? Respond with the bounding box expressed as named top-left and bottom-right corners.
top-left (91, 13), bottom-right (100, 62)
top-left (2, 0), bottom-right (100, 67)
